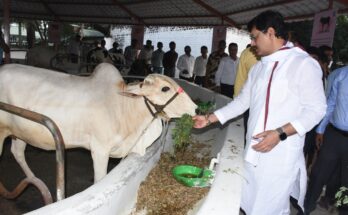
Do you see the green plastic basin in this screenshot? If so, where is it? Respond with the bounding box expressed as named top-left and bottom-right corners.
top-left (172, 165), bottom-right (214, 187)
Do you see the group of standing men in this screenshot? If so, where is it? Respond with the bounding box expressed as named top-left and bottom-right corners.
top-left (121, 36), bottom-right (241, 99)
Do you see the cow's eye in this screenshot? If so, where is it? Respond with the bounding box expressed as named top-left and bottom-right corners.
top-left (161, 86), bottom-right (170, 92)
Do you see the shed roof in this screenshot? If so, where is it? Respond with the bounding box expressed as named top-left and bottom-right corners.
top-left (1, 0), bottom-right (348, 28)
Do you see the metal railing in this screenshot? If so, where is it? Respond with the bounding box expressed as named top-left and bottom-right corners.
top-left (0, 101), bottom-right (65, 202)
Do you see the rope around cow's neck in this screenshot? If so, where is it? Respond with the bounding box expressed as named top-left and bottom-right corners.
top-left (118, 87), bottom-right (183, 164)
top-left (143, 87), bottom-right (184, 119)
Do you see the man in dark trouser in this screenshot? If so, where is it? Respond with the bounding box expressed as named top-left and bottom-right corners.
top-left (304, 125), bottom-right (348, 214)
top-left (163, 41), bottom-right (178, 78)
top-left (304, 65), bottom-right (348, 215)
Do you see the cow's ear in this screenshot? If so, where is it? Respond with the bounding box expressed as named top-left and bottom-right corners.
top-left (120, 82), bottom-right (144, 97)
top-left (118, 91), bottom-right (141, 98)
top-left (143, 75), bottom-right (155, 85)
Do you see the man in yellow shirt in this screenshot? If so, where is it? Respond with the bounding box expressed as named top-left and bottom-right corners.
top-left (234, 46), bottom-right (259, 97)
top-left (234, 46), bottom-right (259, 145)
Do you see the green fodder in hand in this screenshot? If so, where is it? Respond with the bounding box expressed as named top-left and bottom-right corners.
top-left (172, 114), bottom-right (194, 154)
top-left (196, 100), bottom-right (215, 115)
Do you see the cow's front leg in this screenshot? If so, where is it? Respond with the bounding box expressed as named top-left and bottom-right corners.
top-left (90, 145), bottom-right (110, 182)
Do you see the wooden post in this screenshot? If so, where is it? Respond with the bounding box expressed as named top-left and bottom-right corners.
top-left (211, 26), bottom-right (227, 52)
top-left (328, 0), bottom-right (333, 9)
top-left (3, 0), bottom-right (11, 64)
top-left (26, 22), bottom-right (35, 49)
top-left (18, 22), bottom-right (22, 47)
top-left (131, 25), bottom-right (144, 49)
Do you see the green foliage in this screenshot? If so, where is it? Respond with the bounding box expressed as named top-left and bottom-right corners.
top-left (335, 186), bottom-right (348, 207)
top-left (171, 100), bottom-right (215, 155)
top-left (287, 15), bottom-right (348, 64)
top-left (172, 114), bottom-right (194, 153)
top-left (287, 20), bottom-right (313, 47)
top-left (333, 15), bottom-right (348, 64)
top-left (195, 100), bottom-right (215, 115)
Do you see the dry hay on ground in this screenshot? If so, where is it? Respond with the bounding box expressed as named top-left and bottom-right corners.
top-left (135, 141), bottom-right (212, 215)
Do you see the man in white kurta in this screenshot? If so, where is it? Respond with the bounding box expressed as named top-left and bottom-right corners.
top-left (193, 10), bottom-right (327, 214)
top-left (177, 46), bottom-right (195, 82)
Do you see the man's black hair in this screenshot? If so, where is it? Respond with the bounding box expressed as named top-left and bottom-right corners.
top-left (229, 43), bottom-right (238, 47)
top-left (201, 45), bottom-right (208, 50)
top-left (306, 46), bottom-right (320, 58)
top-left (247, 10), bottom-right (288, 40)
top-left (319, 45), bottom-right (333, 52)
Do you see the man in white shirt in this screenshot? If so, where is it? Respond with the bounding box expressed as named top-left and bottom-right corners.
top-left (193, 10), bottom-right (326, 215)
top-left (214, 43), bottom-right (239, 98)
top-left (138, 40), bottom-right (153, 66)
top-left (193, 46), bottom-right (208, 86)
top-left (177, 46), bottom-right (195, 82)
top-left (151, 42), bottom-right (165, 74)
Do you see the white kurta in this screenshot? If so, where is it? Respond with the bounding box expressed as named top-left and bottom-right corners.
top-left (214, 47), bottom-right (327, 215)
top-left (177, 54), bottom-right (195, 78)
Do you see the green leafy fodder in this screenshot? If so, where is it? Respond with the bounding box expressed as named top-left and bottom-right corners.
top-left (195, 100), bottom-right (215, 115)
top-left (335, 186), bottom-right (348, 208)
top-left (172, 114), bottom-right (194, 153)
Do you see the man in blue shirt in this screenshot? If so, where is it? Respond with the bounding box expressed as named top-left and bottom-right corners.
top-left (304, 65), bottom-right (348, 214)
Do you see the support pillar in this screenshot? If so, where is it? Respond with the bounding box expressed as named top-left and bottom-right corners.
top-left (26, 22), bottom-right (35, 49)
top-left (18, 22), bottom-right (22, 47)
top-left (3, 0), bottom-right (11, 64)
top-left (211, 26), bottom-right (227, 52)
top-left (131, 25), bottom-right (144, 49)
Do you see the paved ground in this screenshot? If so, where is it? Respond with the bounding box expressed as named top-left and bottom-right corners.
top-left (290, 203), bottom-right (338, 215)
top-left (237, 198), bottom-right (338, 215)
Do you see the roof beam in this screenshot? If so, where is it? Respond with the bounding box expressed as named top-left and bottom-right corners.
top-left (7, 11), bottom-right (131, 20)
top-left (226, 0), bottom-right (305, 16)
top-left (334, 0), bottom-right (348, 6)
top-left (18, 0), bottom-right (161, 6)
top-left (284, 7), bottom-right (348, 21)
top-left (191, 0), bottom-right (239, 28)
top-left (38, 0), bottom-right (61, 22)
top-left (234, 8), bottom-right (348, 25)
top-left (112, 0), bottom-right (146, 25)
top-left (144, 14), bottom-right (215, 19)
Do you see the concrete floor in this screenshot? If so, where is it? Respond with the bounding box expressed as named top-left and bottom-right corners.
top-left (290, 203), bottom-right (338, 215)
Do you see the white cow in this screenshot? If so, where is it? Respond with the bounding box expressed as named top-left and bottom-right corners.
top-left (0, 63), bottom-right (197, 182)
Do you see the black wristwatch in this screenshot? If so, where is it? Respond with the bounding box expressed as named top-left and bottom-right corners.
top-left (276, 127), bottom-right (287, 141)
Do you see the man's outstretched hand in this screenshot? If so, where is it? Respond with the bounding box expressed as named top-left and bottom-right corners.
top-left (192, 115), bottom-right (208, 128)
top-left (192, 113), bottom-right (218, 128)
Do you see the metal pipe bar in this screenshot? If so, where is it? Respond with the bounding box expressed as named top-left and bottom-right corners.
top-left (0, 101), bottom-right (65, 201)
top-left (0, 177), bottom-right (53, 205)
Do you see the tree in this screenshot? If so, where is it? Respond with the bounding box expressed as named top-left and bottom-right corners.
top-left (287, 20), bottom-right (313, 48)
top-left (333, 15), bottom-right (348, 64)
